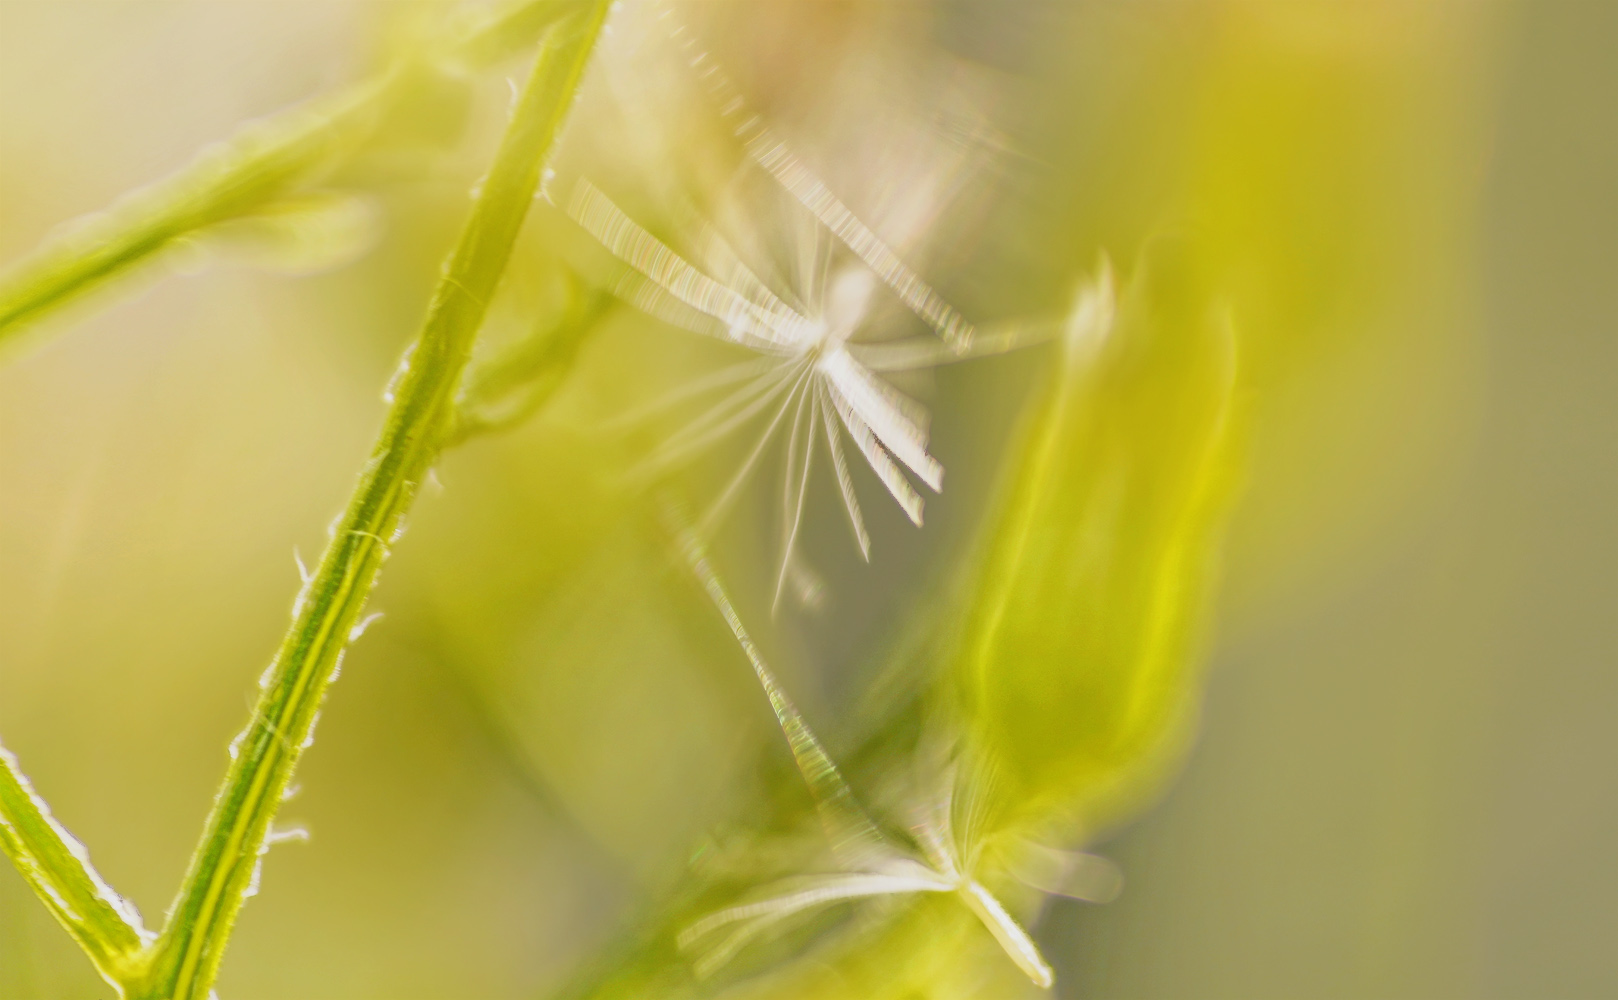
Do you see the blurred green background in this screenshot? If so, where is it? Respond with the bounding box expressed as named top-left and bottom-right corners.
top-left (0, 1), bottom-right (1612, 998)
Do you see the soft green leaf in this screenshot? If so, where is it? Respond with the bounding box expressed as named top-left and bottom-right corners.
top-left (957, 243), bottom-right (1242, 836)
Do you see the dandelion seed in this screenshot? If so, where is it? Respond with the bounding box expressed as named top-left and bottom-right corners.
top-left (657, 6), bottom-right (976, 352)
top-left (568, 179), bottom-right (1055, 591)
top-left (670, 517), bottom-right (1091, 988)
top-left (562, 20), bottom-right (1073, 593)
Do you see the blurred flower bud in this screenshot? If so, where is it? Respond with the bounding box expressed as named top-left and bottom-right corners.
top-left (956, 241), bottom-right (1242, 836)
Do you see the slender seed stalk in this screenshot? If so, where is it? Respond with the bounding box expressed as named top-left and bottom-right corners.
top-left (125, 8), bottom-right (608, 999)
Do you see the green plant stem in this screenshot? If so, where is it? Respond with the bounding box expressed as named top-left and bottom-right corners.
top-left (0, 0), bottom-right (578, 354)
top-left (0, 77), bottom-right (388, 347)
top-left (127, 8), bottom-right (608, 999)
top-left (0, 744), bottom-right (149, 985)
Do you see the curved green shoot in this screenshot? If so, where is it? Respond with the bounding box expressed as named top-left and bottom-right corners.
top-left (0, 0), bottom-right (580, 354)
top-left (0, 78), bottom-right (387, 348)
top-left (0, 743), bottom-right (150, 986)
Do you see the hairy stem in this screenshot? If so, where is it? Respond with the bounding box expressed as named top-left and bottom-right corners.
top-left (0, 0), bottom-right (577, 353)
top-left (0, 79), bottom-right (387, 348)
top-left (0, 744), bottom-right (149, 987)
top-left (129, 8), bottom-right (608, 999)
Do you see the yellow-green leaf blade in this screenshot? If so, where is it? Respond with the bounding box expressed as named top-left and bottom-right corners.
top-left (960, 244), bottom-right (1242, 831)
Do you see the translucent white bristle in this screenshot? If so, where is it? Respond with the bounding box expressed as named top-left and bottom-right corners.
top-left (825, 382), bottom-right (925, 527)
top-left (567, 179), bottom-right (800, 350)
top-left (820, 348), bottom-right (940, 491)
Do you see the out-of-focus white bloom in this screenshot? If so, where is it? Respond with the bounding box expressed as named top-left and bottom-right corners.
top-left (566, 175), bottom-right (1063, 606)
top-left (568, 177), bottom-right (938, 570)
top-left (555, 8), bottom-right (1064, 604)
top-left (563, 166), bottom-right (1054, 601)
